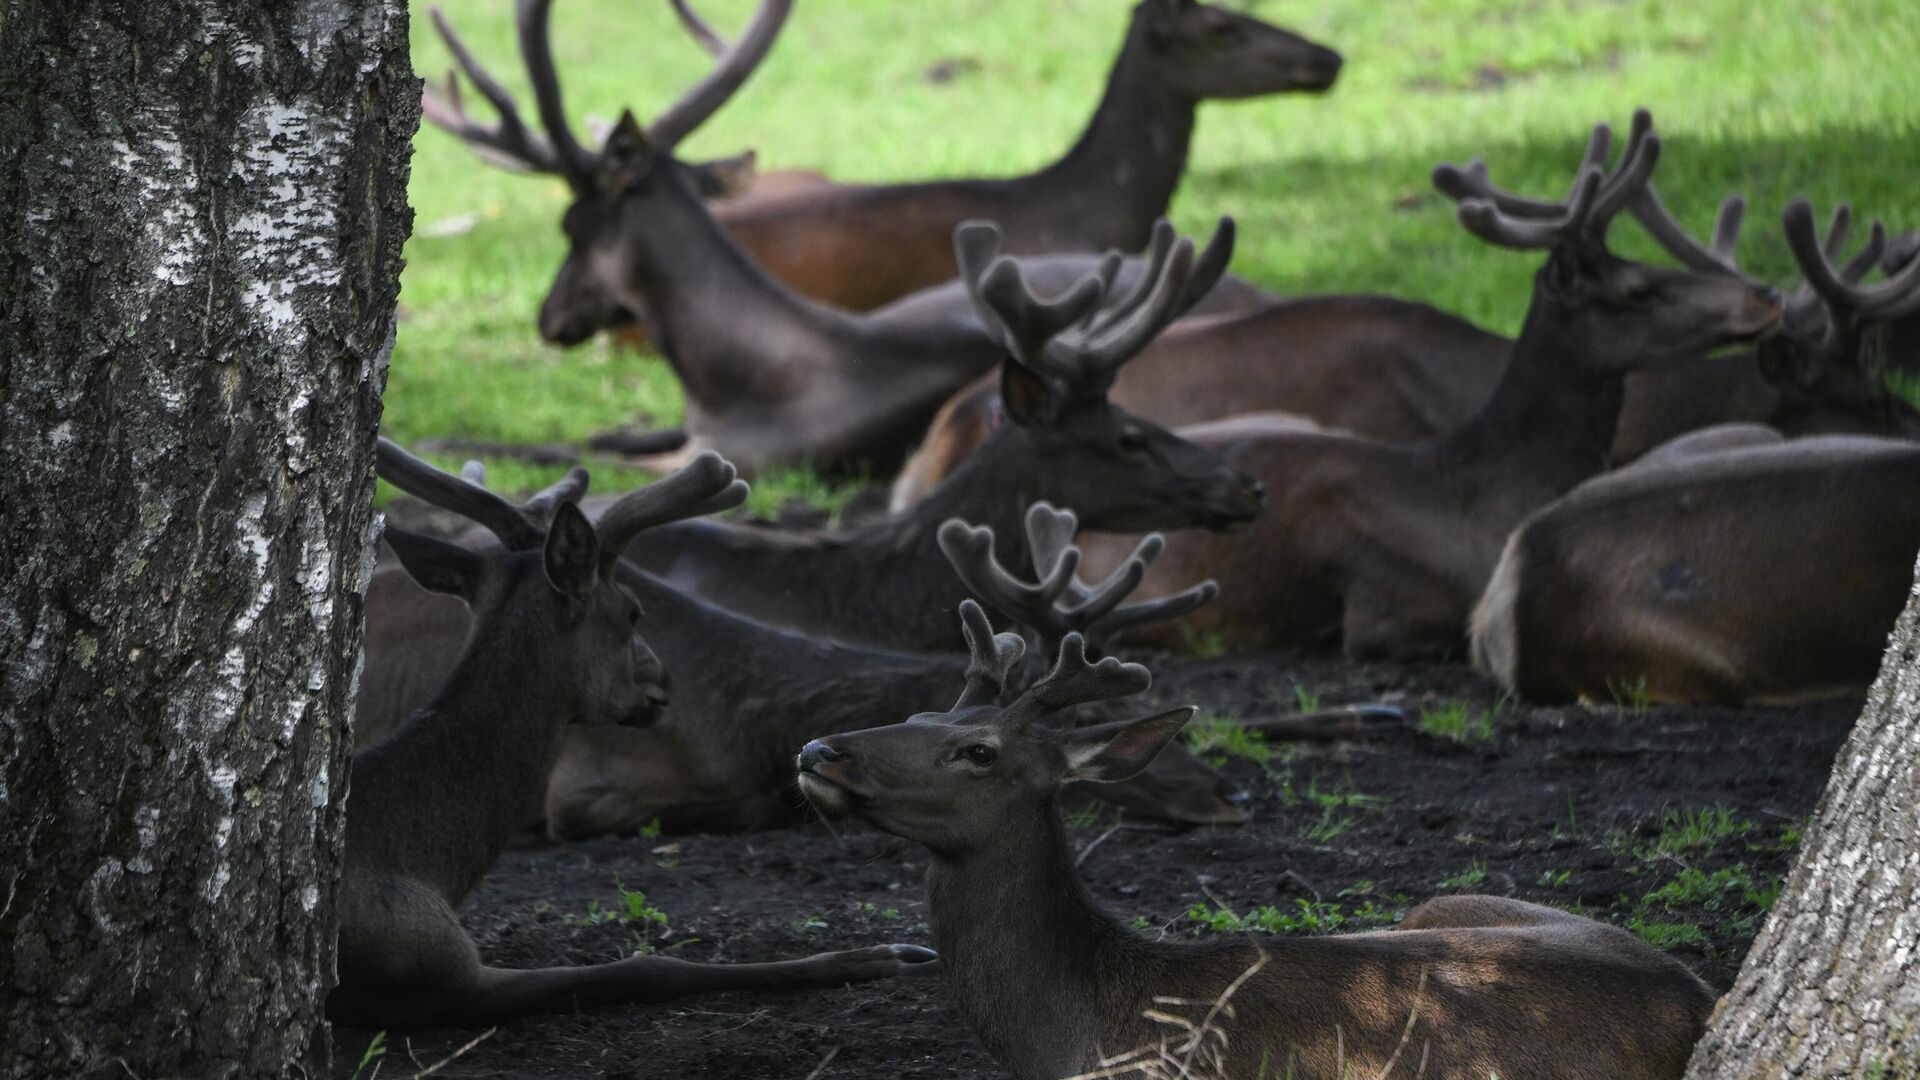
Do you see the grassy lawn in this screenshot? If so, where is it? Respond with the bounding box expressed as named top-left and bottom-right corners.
top-left (387, 0), bottom-right (1920, 505)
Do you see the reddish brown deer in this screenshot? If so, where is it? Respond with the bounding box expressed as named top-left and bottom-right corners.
top-left (1075, 111), bottom-right (1783, 659)
top-left (614, 218), bottom-right (1265, 650)
top-left (798, 616), bottom-right (1714, 1080)
top-left (1472, 197), bottom-right (1920, 705)
top-left (334, 440), bottom-right (936, 1028)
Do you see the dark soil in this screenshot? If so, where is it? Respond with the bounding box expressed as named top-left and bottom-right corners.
top-left (329, 646), bottom-right (1855, 1080)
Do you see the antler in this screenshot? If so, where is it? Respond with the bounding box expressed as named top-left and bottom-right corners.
top-left (952, 600), bottom-right (1028, 710)
top-left (648, 0), bottom-right (793, 149)
top-left (1784, 199), bottom-right (1920, 321)
top-left (1629, 188), bottom-right (1753, 279)
top-left (957, 218), bottom-right (1235, 397)
top-left (377, 439), bottom-right (590, 552)
top-left (1884, 232), bottom-right (1920, 278)
top-left (668, 0), bottom-right (728, 56)
top-left (1434, 109), bottom-right (1661, 250)
top-left (937, 503), bottom-right (1217, 650)
top-left (1006, 635), bottom-right (1152, 725)
top-left (592, 451), bottom-right (749, 560)
top-left (422, 0), bottom-right (596, 187)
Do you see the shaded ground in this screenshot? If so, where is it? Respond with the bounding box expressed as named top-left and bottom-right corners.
top-left (331, 649), bottom-right (1854, 1080)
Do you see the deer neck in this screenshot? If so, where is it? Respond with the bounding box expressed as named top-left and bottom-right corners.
top-left (1030, 16), bottom-right (1196, 244)
top-left (1436, 290), bottom-right (1626, 502)
top-left (925, 805), bottom-right (1147, 1077)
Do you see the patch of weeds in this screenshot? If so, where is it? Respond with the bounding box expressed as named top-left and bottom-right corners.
top-left (1302, 772), bottom-right (1390, 813)
top-left (350, 1032), bottom-right (387, 1080)
top-left (1627, 917), bottom-right (1710, 950)
top-left (1642, 805), bottom-right (1753, 860)
top-left (1536, 868), bottom-right (1572, 888)
top-left (1437, 860), bottom-right (1489, 890)
top-left (856, 902), bottom-right (901, 921)
top-left (1299, 806), bottom-right (1358, 843)
top-left (566, 877), bottom-right (670, 953)
top-left (1291, 681), bottom-right (1322, 713)
top-left (1605, 674), bottom-right (1652, 713)
top-left (790, 913), bottom-right (830, 933)
top-left (1178, 627), bottom-right (1231, 659)
top-left (1632, 863), bottom-right (1781, 948)
top-left (1131, 915), bottom-right (1154, 930)
top-left (1418, 700), bottom-right (1495, 743)
top-left (1183, 711), bottom-right (1270, 768)
top-left (638, 818), bottom-right (663, 840)
top-left (1752, 819), bottom-right (1807, 854)
top-left (1189, 898), bottom-right (1400, 937)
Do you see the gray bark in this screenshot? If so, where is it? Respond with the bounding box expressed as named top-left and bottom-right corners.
top-left (1687, 559), bottom-right (1920, 1077)
top-left (0, 2), bottom-right (415, 1077)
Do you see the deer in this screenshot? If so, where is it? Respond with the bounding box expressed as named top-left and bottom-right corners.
top-left (1472, 196), bottom-right (1920, 706)
top-left (430, 0), bottom-right (1340, 345)
top-left (612, 217), bottom-right (1266, 652)
top-left (796, 614), bottom-right (1715, 1080)
top-left (357, 480), bottom-right (1390, 841)
top-left (425, 0), bottom-right (1300, 475)
top-left (333, 440), bottom-right (938, 1029)
top-left (1071, 111), bottom-right (1783, 660)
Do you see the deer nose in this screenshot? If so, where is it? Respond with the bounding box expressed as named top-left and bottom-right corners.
top-left (1240, 473), bottom-right (1266, 502)
top-left (797, 740), bottom-right (848, 772)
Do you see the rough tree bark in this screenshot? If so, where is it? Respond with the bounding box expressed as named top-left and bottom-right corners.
top-left (1687, 560), bottom-right (1920, 1077)
top-left (0, 2), bottom-right (414, 1077)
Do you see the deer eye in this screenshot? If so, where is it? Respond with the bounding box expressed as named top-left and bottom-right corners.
top-left (961, 744), bottom-right (998, 766)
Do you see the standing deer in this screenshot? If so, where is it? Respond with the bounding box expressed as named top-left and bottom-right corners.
top-left (614, 218), bottom-right (1266, 651)
top-left (426, 0), bottom-right (1285, 474)
top-left (1075, 111), bottom-right (1783, 659)
top-left (797, 614), bottom-right (1714, 1080)
top-left (1473, 197), bottom-right (1920, 705)
top-left (334, 441), bottom-right (935, 1027)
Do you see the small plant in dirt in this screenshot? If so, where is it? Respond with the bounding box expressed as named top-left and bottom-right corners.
top-left (350, 1032), bottom-right (387, 1080)
top-left (1290, 681), bottom-right (1322, 713)
top-left (790, 913), bottom-right (831, 933)
top-left (1437, 860), bottom-right (1488, 890)
top-left (1179, 627), bottom-right (1231, 659)
top-left (638, 818), bottom-right (664, 840)
top-left (567, 877), bottom-right (671, 954)
top-left (1418, 700), bottom-right (1495, 743)
top-left (1188, 897), bottom-right (1401, 937)
top-left (1299, 806), bottom-right (1358, 843)
top-left (1184, 710), bottom-right (1271, 767)
top-left (1303, 772), bottom-right (1389, 812)
top-left (1627, 917), bottom-right (1710, 950)
top-left (1605, 674), bottom-right (1652, 713)
top-left (1642, 805), bottom-right (1754, 860)
top-left (1536, 868), bottom-right (1572, 887)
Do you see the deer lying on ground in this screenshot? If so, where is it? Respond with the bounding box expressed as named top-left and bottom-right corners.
top-left (333, 441), bottom-right (935, 1028)
top-left (1473, 197), bottom-right (1920, 705)
top-left (427, 0), bottom-right (1287, 474)
top-left (435, 0), bottom-right (1339, 346)
top-left (1075, 111), bottom-right (1783, 659)
top-left (798, 614), bottom-right (1714, 1079)
top-left (614, 219), bottom-right (1266, 651)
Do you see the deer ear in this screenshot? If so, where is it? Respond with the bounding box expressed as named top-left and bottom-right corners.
top-left (1063, 707), bottom-right (1196, 783)
top-left (1000, 359), bottom-right (1062, 429)
top-left (543, 501), bottom-right (601, 599)
top-left (689, 150), bottom-right (758, 199)
top-left (387, 526), bottom-right (485, 602)
top-left (598, 110), bottom-right (655, 190)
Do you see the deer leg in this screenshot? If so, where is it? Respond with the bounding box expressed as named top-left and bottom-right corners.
top-left (1396, 896), bottom-right (1586, 931)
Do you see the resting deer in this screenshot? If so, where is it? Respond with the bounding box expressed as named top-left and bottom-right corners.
top-left (797, 613), bottom-right (1714, 1080)
top-left (1473, 197), bottom-right (1920, 705)
top-left (334, 441), bottom-right (934, 1028)
top-left (427, 0), bottom-right (1284, 474)
top-left (615, 219), bottom-right (1265, 651)
top-left (357, 485), bottom-right (1382, 840)
top-left (1076, 111), bottom-right (1783, 659)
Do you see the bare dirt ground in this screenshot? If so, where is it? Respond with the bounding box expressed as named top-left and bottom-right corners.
top-left (330, 644), bottom-right (1854, 1080)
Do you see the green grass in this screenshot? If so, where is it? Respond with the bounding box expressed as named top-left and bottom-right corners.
top-left (1184, 710), bottom-right (1272, 767)
top-left (387, 0), bottom-right (1920, 505)
top-left (1418, 699), bottom-right (1497, 743)
top-left (1643, 805), bottom-right (1754, 859)
top-left (565, 877), bottom-right (671, 953)
top-left (1437, 859), bottom-right (1490, 890)
top-left (1187, 897), bottom-right (1402, 936)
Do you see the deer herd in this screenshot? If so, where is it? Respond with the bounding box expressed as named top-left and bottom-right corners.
top-left (347, 0), bottom-right (1920, 1075)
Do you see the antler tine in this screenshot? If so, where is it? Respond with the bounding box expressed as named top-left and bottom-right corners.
top-left (1785, 199), bottom-right (1920, 320)
top-left (1431, 123), bottom-right (1613, 220)
top-left (1069, 218), bottom-right (1234, 382)
top-left (1023, 502), bottom-right (1081, 593)
top-left (1629, 187), bottom-right (1752, 278)
top-left (1585, 109), bottom-right (1660, 232)
top-left (1011, 634), bottom-right (1151, 722)
top-left (1884, 232), bottom-right (1920, 277)
top-left (515, 0), bottom-right (596, 184)
top-left (953, 600), bottom-right (1028, 710)
top-left (521, 465), bottom-right (592, 526)
top-left (375, 438), bottom-right (555, 551)
top-left (1056, 531), bottom-right (1220, 642)
top-left (1456, 166), bottom-right (1602, 251)
top-left (593, 451), bottom-right (749, 558)
top-left (648, 0), bottom-right (794, 148)
top-left (423, 8), bottom-right (565, 174)
top-left (667, 0), bottom-right (728, 56)
top-left (937, 519), bottom-right (1079, 641)
top-left (971, 256), bottom-right (1112, 371)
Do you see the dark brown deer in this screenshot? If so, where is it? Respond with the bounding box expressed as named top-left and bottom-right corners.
top-left (797, 617), bottom-right (1714, 1080)
top-left (614, 218), bottom-right (1265, 651)
top-left (1472, 197), bottom-right (1920, 705)
top-left (335, 440), bottom-right (937, 1028)
top-left (1075, 111), bottom-right (1783, 659)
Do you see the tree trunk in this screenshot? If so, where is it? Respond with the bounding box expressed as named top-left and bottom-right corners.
top-left (1687, 562), bottom-right (1920, 1077)
top-left (0, 2), bottom-right (415, 1077)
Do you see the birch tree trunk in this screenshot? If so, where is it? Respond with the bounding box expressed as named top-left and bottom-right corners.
top-left (1686, 563), bottom-right (1920, 1077)
top-left (0, 2), bottom-right (415, 1076)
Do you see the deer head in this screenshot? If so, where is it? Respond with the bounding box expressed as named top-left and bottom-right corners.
top-left (376, 439), bottom-right (747, 727)
top-left (958, 218), bottom-right (1266, 531)
top-left (423, 0), bottom-right (789, 344)
top-left (1434, 109), bottom-right (1782, 370)
top-left (797, 603), bottom-right (1191, 856)
top-left (1139, 0), bottom-right (1343, 98)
